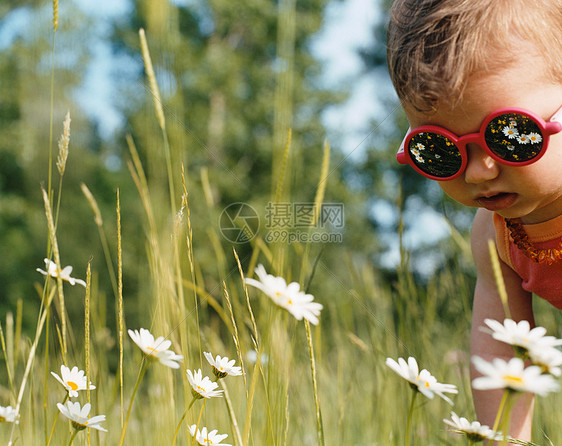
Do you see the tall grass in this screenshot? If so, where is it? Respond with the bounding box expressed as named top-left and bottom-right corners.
top-left (1, 3), bottom-right (562, 446)
top-left (3, 122), bottom-right (561, 444)
top-left (2, 178), bottom-right (562, 444)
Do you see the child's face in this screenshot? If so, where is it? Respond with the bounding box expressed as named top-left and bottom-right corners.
top-left (404, 54), bottom-right (562, 224)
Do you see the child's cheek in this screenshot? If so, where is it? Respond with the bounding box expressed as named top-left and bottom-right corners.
top-left (437, 180), bottom-right (476, 207)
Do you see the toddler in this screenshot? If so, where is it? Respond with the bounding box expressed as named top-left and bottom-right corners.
top-left (386, 0), bottom-right (562, 440)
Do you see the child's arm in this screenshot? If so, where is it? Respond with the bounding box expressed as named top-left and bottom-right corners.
top-left (470, 208), bottom-right (535, 441)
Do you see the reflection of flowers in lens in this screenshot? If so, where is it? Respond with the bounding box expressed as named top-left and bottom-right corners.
top-left (410, 148), bottom-right (426, 163)
top-left (409, 132), bottom-right (462, 177)
top-left (487, 113), bottom-right (543, 162)
top-left (517, 134), bottom-right (530, 144)
top-left (528, 132), bottom-right (542, 144)
top-left (502, 126), bottom-right (519, 138)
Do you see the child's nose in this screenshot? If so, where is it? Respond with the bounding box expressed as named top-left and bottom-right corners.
top-left (463, 143), bottom-right (500, 183)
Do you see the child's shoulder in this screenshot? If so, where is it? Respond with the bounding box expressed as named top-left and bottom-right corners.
top-left (470, 209), bottom-right (496, 270)
top-left (471, 209), bottom-right (495, 242)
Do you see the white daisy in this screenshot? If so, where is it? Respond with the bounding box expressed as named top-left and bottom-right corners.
top-left (415, 143), bottom-right (425, 150)
top-left (517, 134), bottom-right (530, 144)
top-left (502, 126), bottom-right (519, 138)
top-left (57, 401), bottom-right (107, 432)
top-left (188, 425), bottom-right (232, 446)
top-left (36, 258), bottom-right (86, 287)
top-left (186, 369), bottom-right (224, 399)
top-left (204, 352), bottom-right (242, 379)
top-left (0, 405), bottom-right (18, 424)
top-left (527, 132), bottom-right (542, 144)
top-left (410, 148), bottom-right (420, 157)
top-left (245, 264), bottom-right (323, 325)
top-left (415, 155), bottom-right (425, 163)
top-left (483, 318), bottom-right (562, 354)
top-left (472, 356), bottom-right (560, 396)
top-left (507, 144), bottom-right (515, 151)
top-left (443, 412), bottom-right (503, 442)
top-left (51, 365), bottom-right (95, 398)
top-left (385, 356), bottom-right (458, 405)
top-left (527, 346), bottom-right (562, 377)
top-left (128, 328), bottom-right (183, 369)
top-left (157, 349), bottom-right (185, 369)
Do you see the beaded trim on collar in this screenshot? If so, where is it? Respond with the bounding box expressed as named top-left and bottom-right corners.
top-left (506, 219), bottom-right (562, 265)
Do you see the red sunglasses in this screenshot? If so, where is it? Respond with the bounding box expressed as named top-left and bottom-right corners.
top-left (397, 105), bottom-right (562, 180)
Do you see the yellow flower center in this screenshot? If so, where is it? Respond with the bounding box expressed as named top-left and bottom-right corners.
top-left (67, 381), bottom-right (79, 391)
top-left (502, 374), bottom-right (524, 387)
top-left (146, 346), bottom-right (158, 355)
top-left (0, 416), bottom-right (5, 422)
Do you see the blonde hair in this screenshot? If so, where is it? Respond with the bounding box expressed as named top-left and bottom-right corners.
top-left (387, 0), bottom-right (562, 112)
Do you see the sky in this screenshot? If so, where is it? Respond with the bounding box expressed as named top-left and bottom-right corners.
top-left (311, 0), bottom-right (393, 161)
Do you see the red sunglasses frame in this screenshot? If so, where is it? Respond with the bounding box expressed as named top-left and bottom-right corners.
top-left (397, 105), bottom-right (562, 181)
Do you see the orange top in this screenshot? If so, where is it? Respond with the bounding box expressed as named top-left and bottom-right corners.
top-left (493, 212), bottom-right (562, 309)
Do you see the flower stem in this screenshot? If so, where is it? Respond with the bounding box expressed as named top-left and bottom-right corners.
top-left (191, 401), bottom-right (206, 446)
top-left (405, 389), bottom-right (417, 446)
top-left (499, 392), bottom-right (514, 446)
top-left (7, 279), bottom-right (57, 446)
top-left (221, 381), bottom-right (243, 446)
top-left (67, 429), bottom-right (78, 446)
top-left (43, 303), bottom-right (51, 444)
top-left (304, 320), bottom-right (324, 446)
top-left (492, 390), bottom-right (510, 433)
top-left (172, 409), bottom-right (189, 446)
top-left (118, 360), bottom-right (149, 446)
top-left (47, 394), bottom-right (68, 446)
top-left (172, 397), bottom-right (197, 446)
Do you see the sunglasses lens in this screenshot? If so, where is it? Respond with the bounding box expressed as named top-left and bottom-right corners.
top-left (485, 113), bottom-right (543, 162)
top-left (407, 132), bottom-right (462, 178)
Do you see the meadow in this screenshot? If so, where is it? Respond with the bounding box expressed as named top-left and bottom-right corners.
top-left (1, 2), bottom-right (562, 445)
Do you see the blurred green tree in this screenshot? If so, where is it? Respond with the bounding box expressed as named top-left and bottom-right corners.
top-left (0, 2), bottom-right (126, 327)
top-left (0, 0), bottom-right (386, 334)
top-left (107, 0), bottom-right (380, 291)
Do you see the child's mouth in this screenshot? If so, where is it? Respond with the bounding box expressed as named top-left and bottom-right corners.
top-left (476, 193), bottom-right (518, 211)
